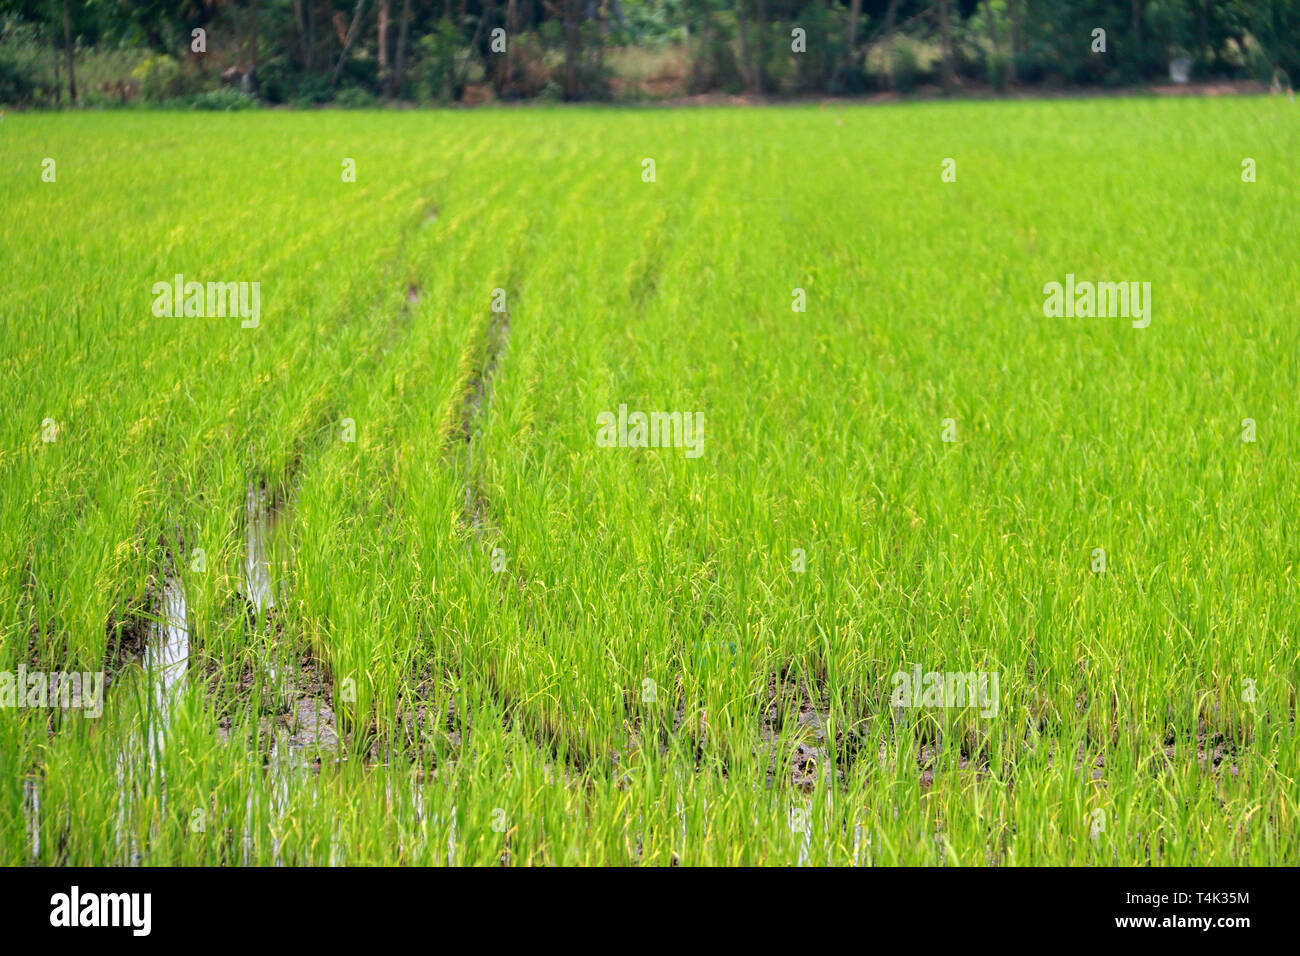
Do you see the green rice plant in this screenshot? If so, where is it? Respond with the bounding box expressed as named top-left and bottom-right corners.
top-left (1, 98), bottom-right (1297, 865)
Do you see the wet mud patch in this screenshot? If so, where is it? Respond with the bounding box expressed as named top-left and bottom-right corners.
top-left (760, 674), bottom-right (839, 790)
top-left (757, 671), bottom-right (1003, 792)
top-left (1173, 722), bottom-right (1247, 777)
top-left (451, 308), bottom-right (512, 542)
top-left (1151, 727), bottom-right (1246, 779)
top-left (206, 485), bottom-right (344, 757)
top-left (212, 666), bottom-right (344, 799)
top-left (456, 309), bottom-right (511, 450)
top-left (102, 548), bottom-right (190, 698)
top-left (393, 682), bottom-right (466, 769)
top-left (205, 214), bottom-right (444, 727)
top-left (208, 646), bottom-right (333, 725)
top-left (104, 591), bottom-right (159, 689)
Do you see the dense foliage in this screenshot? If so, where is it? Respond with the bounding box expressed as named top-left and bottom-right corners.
top-left (0, 0), bottom-right (1297, 106)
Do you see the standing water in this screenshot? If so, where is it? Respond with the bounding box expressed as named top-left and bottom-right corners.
top-left (23, 778), bottom-right (40, 862)
top-left (243, 484), bottom-right (279, 612)
top-left (113, 570), bottom-right (190, 863)
top-left (143, 575), bottom-right (189, 718)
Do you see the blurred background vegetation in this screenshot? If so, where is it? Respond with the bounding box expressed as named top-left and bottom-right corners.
top-left (1, 0), bottom-right (1297, 108)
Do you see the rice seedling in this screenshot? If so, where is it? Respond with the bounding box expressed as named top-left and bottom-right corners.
top-left (1, 98), bottom-right (1297, 867)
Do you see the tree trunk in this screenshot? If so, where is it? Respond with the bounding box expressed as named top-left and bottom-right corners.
top-left (1007, 0), bottom-right (1020, 81)
top-left (393, 0), bottom-right (412, 97)
top-left (1130, 0), bottom-right (1143, 69)
top-left (1197, 0), bottom-right (1208, 67)
top-left (595, 0), bottom-right (607, 93)
top-left (293, 0), bottom-right (305, 68)
top-left (378, 0), bottom-right (390, 94)
top-left (457, 9), bottom-right (487, 97)
top-left (482, 0), bottom-right (502, 93)
top-left (937, 0), bottom-right (955, 92)
top-left (884, 0), bottom-right (899, 89)
top-left (505, 0), bottom-right (518, 93)
top-left (306, 0), bottom-right (316, 71)
top-left (331, 0), bottom-right (368, 87)
top-left (736, 0), bottom-right (756, 93)
top-left (563, 0), bottom-right (580, 100)
top-left (985, 0), bottom-right (1000, 55)
top-left (49, 0), bottom-right (61, 104)
top-left (248, 0), bottom-right (259, 93)
top-left (982, 0), bottom-right (1003, 87)
top-left (847, 0), bottom-right (862, 63)
top-left (61, 0), bottom-right (76, 104)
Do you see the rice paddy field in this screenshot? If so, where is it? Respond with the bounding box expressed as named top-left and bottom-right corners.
top-left (2, 97), bottom-right (1298, 867)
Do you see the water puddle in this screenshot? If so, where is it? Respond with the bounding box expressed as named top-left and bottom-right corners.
top-left (263, 737), bottom-right (316, 865)
top-left (233, 481), bottom-right (351, 863)
top-left (87, 483), bottom-right (400, 864)
top-left (142, 574), bottom-right (188, 716)
top-left (105, 576), bottom-right (190, 864)
top-left (22, 778), bottom-right (40, 862)
top-left (242, 484), bottom-right (281, 612)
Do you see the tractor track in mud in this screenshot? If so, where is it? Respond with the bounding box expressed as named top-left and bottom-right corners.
top-left (86, 196), bottom-right (448, 765)
top-left (453, 307), bottom-right (512, 536)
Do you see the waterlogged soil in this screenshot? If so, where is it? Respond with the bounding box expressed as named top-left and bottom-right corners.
top-left (83, 483), bottom-right (347, 763)
top-left (457, 310), bottom-right (510, 447)
top-left (105, 558), bottom-right (1253, 796)
top-left (204, 483), bottom-right (347, 755)
top-left (204, 304), bottom-right (509, 766)
top-left (208, 643), bottom-right (341, 753)
top-left (760, 678), bottom-right (836, 791)
top-left (86, 294), bottom-right (1253, 841)
top-left (103, 588), bottom-right (161, 689)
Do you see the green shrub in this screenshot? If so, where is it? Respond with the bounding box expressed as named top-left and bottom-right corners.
top-left (290, 74), bottom-right (333, 107)
top-left (0, 51), bottom-right (42, 105)
top-left (893, 42), bottom-right (920, 93)
top-left (415, 20), bottom-right (463, 103)
top-left (0, 26), bottom-right (55, 105)
top-left (190, 88), bottom-right (256, 110)
top-left (253, 56), bottom-right (295, 104)
top-left (334, 86), bottom-right (379, 109)
top-left (131, 54), bottom-right (202, 102)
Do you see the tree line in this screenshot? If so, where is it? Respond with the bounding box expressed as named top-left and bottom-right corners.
top-left (1, 1), bottom-right (1297, 107)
